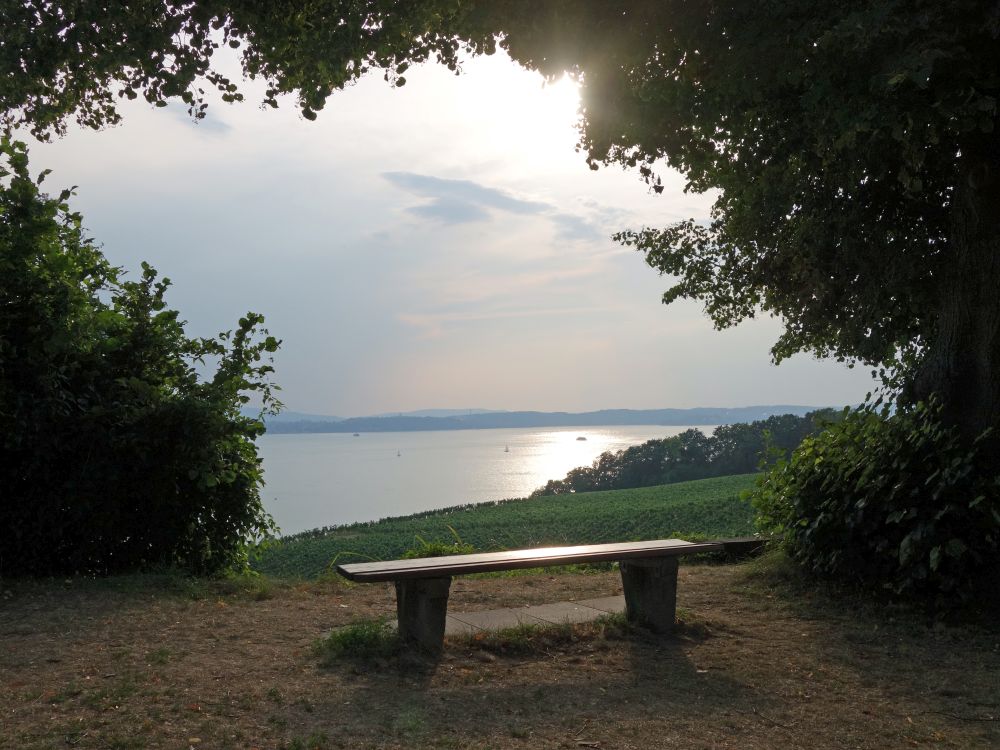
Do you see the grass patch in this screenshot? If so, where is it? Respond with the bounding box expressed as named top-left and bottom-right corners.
top-left (49, 682), bottom-right (84, 704)
top-left (146, 647), bottom-right (171, 665)
top-left (285, 732), bottom-right (330, 750)
top-left (176, 570), bottom-right (276, 601)
top-left (32, 568), bottom-right (283, 602)
top-left (80, 674), bottom-right (139, 711)
top-left (217, 571), bottom-right (276, 600)
top-left (401, 526), bottom-right (476, 559)
top-left (391, 706), bottom-right (428, 738)
top-left (313, 618), bottom-right (399, 665)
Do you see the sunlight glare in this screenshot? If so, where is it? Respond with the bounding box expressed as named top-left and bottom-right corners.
top-left (523, 429), bottom-right (614, 488)
top-left (460, 55), bottom-right (583, 171)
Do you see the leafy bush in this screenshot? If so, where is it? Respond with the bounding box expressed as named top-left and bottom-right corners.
top-left (0, 138), bottom-right (281, 577)
top-left (752, 401), bottom-right (1000, 607)
top-left (401, 526), bottom-right (476, 558)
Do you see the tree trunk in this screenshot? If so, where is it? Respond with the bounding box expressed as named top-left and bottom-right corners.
top-left (912, 130), bottom-right (1000, 467)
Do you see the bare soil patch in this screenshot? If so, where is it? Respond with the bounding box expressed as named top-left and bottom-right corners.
top-left (1, 561), bottom-right (998, 749)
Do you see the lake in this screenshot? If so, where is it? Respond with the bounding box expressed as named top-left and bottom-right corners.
top-left (258, 425), bottom-right (710, 534)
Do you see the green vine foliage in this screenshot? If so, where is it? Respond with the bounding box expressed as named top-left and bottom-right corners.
top-left (0, 138), bottom-right (281, 577)
top-left (752, 400), bottom-right (1000, 608)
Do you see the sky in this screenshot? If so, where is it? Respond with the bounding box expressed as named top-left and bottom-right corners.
top-left (25, 50), bottom-right (877, 417)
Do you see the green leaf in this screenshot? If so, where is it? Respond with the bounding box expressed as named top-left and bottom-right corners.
top-left (945, 538), bottom-right (967, 558)
top-left (898, 533), bottom-right (915, 564)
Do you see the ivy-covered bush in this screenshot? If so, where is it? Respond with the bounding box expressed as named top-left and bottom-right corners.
top-left (0, 138), bottom-right (281, 577)
top-left (752, 401), bottom-right (1000, 608)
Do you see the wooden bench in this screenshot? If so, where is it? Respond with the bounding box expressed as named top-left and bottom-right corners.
top-left (337, 537), bottom-right (762, 653)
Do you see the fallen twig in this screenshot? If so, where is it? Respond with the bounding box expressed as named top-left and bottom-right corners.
top-left (931, 710), bottom-right (998, 723)
top-left (737, 707), bottom-right (794, 730)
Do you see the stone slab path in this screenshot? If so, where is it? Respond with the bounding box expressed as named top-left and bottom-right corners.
top-left (444, 595), bottom-right (624, 635)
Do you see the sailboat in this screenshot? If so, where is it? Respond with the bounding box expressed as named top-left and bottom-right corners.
top-left (504, 444), bottom-right (509, 453)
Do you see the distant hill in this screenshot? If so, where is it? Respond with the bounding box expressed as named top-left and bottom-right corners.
top-left (240, 409), bottom-right (344, 423)
top-left (241, 407), bottom-right (505, 423)
top-left (263, 405), bottom-right (830, 434)
top-left (368, 408), bottom-right (507, 418)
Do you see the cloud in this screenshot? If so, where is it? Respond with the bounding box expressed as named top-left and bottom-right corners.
top-left (382, 171), bottom-right (608, 244)
top-left (549, 212), bottom-right (603, 242)
top-left (398, 304), bottom-right (611, 339)
top-left (575, 197), bottom-right (630, 227)
top-left (407, 196), bottom-right (491, 224)
top-left (383, 172), bottom-right (550, 218)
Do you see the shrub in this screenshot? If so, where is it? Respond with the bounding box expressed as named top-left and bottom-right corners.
top-left (0, 138), bottom-right (280, 577)
top-left (401, 527), bottom-right (475, 558)
top-left (752, 400), bottom-right (1000, 608)
top-left (313, 618), bottom-right (399, 664)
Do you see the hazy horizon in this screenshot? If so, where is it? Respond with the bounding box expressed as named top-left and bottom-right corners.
top-left (259, 402), bottom-right (841, 423)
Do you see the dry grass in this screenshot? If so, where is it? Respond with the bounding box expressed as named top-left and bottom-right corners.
top-left (1, 561), bottom-right (998, 749)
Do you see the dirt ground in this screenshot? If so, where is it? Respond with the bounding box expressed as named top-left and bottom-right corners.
top-left (1, 560), bottom-right (998, 750)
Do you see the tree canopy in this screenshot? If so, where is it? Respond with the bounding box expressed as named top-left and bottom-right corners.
top-left (3, 1), bottom-right (997, 451)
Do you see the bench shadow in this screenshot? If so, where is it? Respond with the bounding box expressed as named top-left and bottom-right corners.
top-left (310, 624), bottom-right (779, 746)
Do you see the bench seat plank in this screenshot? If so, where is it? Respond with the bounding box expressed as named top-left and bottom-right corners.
top-left (337, 538), bottom-right (723, 582)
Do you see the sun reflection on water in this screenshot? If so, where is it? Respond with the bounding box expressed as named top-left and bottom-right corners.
top-left (259, 425), bottom-right (711, 533)
top-left (518, 428), bottom-right (658, 490)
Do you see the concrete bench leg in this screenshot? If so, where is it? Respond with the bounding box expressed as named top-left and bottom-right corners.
top-left (395, 576), bottom-right (452, 654)
top-left (620, 556), bottom-right (679, 633)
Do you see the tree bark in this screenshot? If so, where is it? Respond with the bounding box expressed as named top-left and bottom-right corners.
top-left (912, 129), bottom-right (1000, 466)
